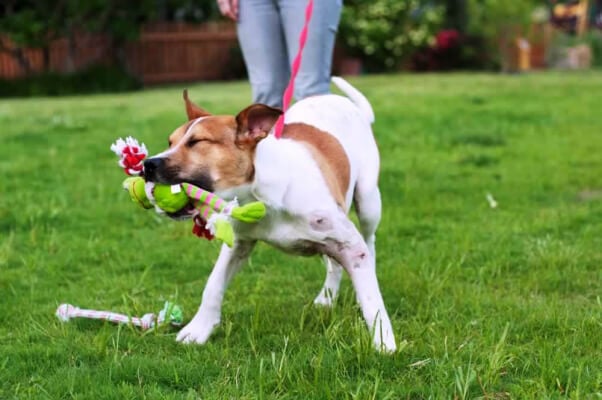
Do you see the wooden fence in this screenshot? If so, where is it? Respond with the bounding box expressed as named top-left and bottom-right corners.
top-left (0, 22), bottom-right (240, 84)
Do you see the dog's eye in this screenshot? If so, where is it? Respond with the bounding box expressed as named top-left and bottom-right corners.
top-left (168, 140), bottom-right (173, 147)
top-left (187, 138), bottom-right (210, 147)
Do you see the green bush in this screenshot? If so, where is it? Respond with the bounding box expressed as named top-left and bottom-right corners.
top-left (339, 0), bottom-right (444, 71)
top-left (0, 65), bottom-right (142, 97)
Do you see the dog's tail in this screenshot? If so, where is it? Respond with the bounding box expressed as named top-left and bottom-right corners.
top-left (331, 76), bottom-right (375, 124)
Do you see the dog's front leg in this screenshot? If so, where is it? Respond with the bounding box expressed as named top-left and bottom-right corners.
top-left (177, 240), bottom-right (256, 344)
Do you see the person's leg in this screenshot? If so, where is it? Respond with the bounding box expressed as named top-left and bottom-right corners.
top-left (237, 0), bottom-right (290, 107)
top-left (279, 0), bottom-right (342, 100)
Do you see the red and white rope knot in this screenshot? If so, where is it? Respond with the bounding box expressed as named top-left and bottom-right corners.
top-left (110, 136), bottom-right (148, 176)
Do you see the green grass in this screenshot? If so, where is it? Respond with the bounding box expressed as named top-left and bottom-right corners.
top-left (1, 72), bottom-right (601, 399)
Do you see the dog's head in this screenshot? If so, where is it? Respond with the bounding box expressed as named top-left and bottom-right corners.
top-left (144, 90), bottom-right (282, 193)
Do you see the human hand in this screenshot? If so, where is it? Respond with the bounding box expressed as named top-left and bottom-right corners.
top-left (217, 0), bottom-right (239, 21)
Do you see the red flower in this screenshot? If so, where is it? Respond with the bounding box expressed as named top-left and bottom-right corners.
top-left (436, 29), bottom-right (460, 50)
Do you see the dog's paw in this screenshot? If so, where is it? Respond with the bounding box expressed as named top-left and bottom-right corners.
top-left (313, 292), bottom-right (334, 307)
top-left (313, 288), bottom-right (336, 307)
top-left (375, 339), bottom-right (397, 354)
top-left (176, 318), bottom-right (219, 345)
top-left (373, 330), bottom-right (397, 354)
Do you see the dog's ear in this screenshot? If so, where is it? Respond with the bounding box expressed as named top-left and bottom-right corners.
top-left (183, 89), bottom-right (211, 120)
top-left (235, 104), bottom-right (283, 147)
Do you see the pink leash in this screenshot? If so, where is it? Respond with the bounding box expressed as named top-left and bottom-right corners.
top-left (273, 0), bottom-right (314, 139)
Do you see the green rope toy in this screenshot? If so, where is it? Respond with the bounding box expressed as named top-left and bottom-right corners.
top-left (112, 137), bottom-right (266, 247)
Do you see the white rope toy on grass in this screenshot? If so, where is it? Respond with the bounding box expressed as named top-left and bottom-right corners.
top-left (55, 301), bottom-right (183, 331)
top-left (486, 192), bottom-right (498, 209)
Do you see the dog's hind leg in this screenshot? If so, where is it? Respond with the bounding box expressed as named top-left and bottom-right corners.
top-left (354, 181), bottom-right (382, 266)
top-left (345, 250), bottom-right (396, 353)
top-left (311, 183), bottom-right (381, 309)
top-left (313, 255), bottom-right (343, 307)
top-left (177, 240), bottom-right (256, 345)
top-left (323, 216), bottom-right (396, 353)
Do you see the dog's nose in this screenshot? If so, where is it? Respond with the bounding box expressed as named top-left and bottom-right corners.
top-left (143, 157), bottom-right (164, 181)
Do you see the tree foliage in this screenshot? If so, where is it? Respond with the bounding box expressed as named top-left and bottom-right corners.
top-left (0, 0), bottom-right (156, 72)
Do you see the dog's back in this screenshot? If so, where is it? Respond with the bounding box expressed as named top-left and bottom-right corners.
top-left (283, 77), bottom-right (380, 210)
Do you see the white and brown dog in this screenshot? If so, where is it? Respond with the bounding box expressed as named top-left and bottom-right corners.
top-left (144, 77), bottom-right (396, 352)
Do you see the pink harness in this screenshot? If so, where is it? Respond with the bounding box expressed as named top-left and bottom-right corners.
top-left (273, 0), bottom-right (314, 139)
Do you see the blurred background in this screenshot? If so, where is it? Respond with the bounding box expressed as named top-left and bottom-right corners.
top-left (1, 0), bottom-right (601, 97)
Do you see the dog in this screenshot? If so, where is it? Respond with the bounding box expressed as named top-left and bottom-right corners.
top-left (144, 77), bottom-right (396, 352)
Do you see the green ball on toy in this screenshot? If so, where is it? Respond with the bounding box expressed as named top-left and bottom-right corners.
top-left (122, 177), bottom-right (190, 214)
top-left (123, 177), bottom-right (153, 209)
top-left (121, 177), bottom-right (235, 247)
top-left (152, 183), bottom-right (189, 213)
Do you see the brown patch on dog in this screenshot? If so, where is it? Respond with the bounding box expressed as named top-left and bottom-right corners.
top-left (160, 103), bottom-right (282, 192)
top-left (282, 123), bottom-right (350, 209)
top-left (163, 116), bottom-right (257, 190)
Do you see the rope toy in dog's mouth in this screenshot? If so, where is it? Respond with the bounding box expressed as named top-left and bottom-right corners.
top-left (55, 301), bottom-right (183, 330)
top-left (111, 136), bottom-right (266, 247)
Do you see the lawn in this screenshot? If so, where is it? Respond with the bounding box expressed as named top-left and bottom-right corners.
top-left (0, 72), bottom-right (601, 399)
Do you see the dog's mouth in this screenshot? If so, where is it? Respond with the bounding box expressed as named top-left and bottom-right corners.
top-left (145, 169), bottom-right (215, 194)
top-left (144, 170), bottom-right (214, 221)
top-left (164, 202), bottom-right (196, 220)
